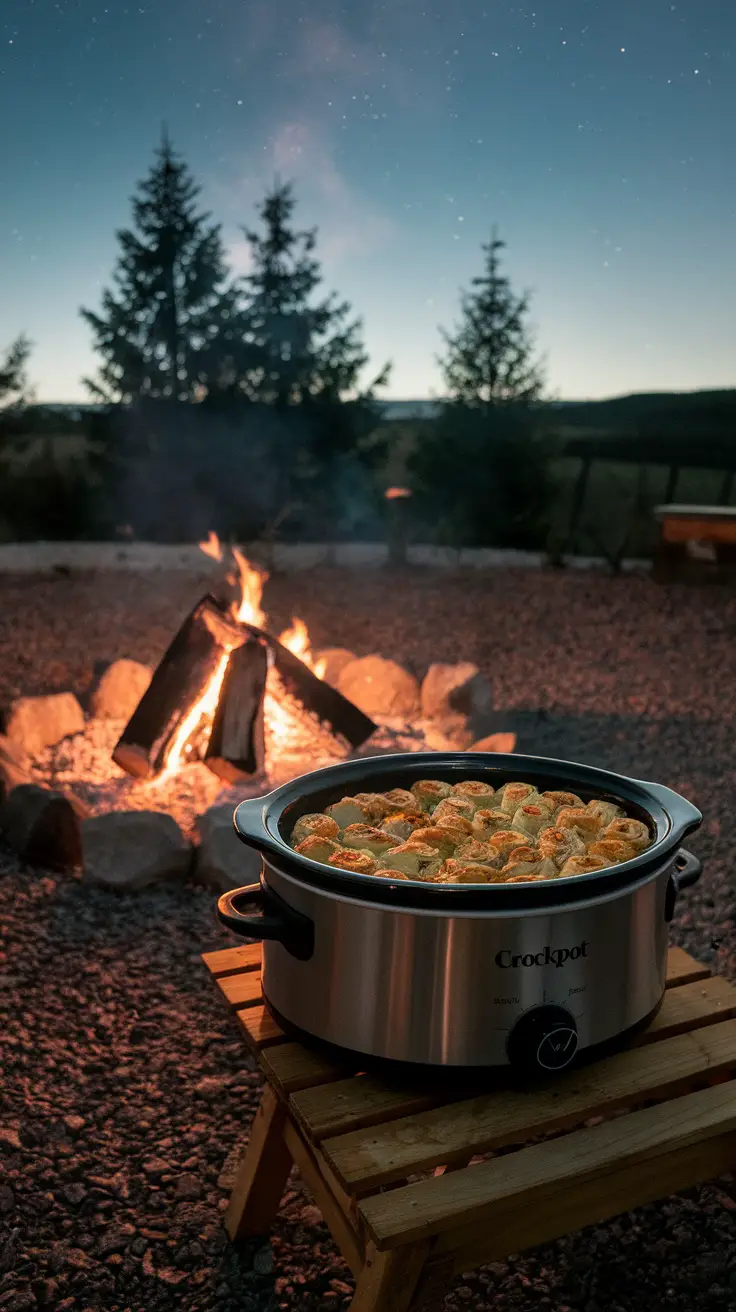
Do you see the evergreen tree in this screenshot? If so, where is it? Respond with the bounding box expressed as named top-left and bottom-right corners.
top-left (80, 130), bottom-right (239, 401)
top-left (439, 228), bottom-right (544, 406)
top-left (234, 181), bottom-right (388, 405)
top-left (0, 334), bottom-right (32, 409)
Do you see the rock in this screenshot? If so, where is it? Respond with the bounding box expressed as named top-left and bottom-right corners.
top-left (467, 732), bottom-right (517, 754)
top-left (141, 1157), bottom-right (172, 1178)
top-left (89, 659), bottom-right (152, 721)
top-left (422, 716), bottom-right (475, 751)
top-left (0, 735), bottom-right (90, 819)
top-left (0, 785), bottom-right (82, 873)
top-left (315, 647), bottom-right (357, 688)
top-left (194, 805), bottom-right (260, 893)
top-left (0, 1292), bottom-right (36, 1312)
top-left (329, 1280), bottom-right (353, 1297)
top-left (421, 662), bottom-right (493, 738)
top-left (337, 655), bottom-right (420, 718)
top-left (0, 735), bottom-right (31, 807)
top-left (96, 1222), bottom-right (136, 1256)
top-left (4, 692), bottom-right (85, 761)
top-left (252, 1246), bottom-right (274, 1276)
top-left (0, 1186), bottom-right (14, 1214)
top-left (81, 811), bottom-right (191, 890)
top-left (193, 1075), bottom-right (230, 1099)
top-left (32, 1279), bottom-right (58, 1307)
top-left (174, 1174), bottom-right (201, 1201)
top-left (297, 1204), bottom-right (324, 1228)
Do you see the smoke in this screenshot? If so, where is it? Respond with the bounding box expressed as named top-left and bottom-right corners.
top-left (103, 399), bottom-right (387, 546)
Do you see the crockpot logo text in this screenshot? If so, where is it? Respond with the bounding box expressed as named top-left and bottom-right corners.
top-left (495, 942), bottom-right (589, 969)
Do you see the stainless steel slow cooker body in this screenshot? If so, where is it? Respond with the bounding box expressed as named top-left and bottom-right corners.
top-left (217, 752), bottom-right (703, 1073)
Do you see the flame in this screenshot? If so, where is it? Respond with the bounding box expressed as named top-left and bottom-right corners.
top-left (153, 536), bottom-right (325, 783)
top-left (155, 649), bottom-right (232, 784)
top-left (385, 486), bottom-right (412, 500)
top-left (278, 616), bottom-right (327, 680)
top-left (231, 546), bottom-right (267, 629)
top-left (199, 530), bottom-right (223, 561)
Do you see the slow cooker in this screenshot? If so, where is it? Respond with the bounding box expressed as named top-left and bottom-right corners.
top-left (216, 752), bottom-right (703, 1074)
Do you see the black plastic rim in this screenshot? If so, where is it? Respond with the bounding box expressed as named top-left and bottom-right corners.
top-left (234, 751), bottom-right (702, 913)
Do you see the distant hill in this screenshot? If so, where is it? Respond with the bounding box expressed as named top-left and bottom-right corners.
top-left (538, 389), bottom-right (736, 435)
top-left (378, 390), bottom-right (736, 429)
top-left (16, 388), bottom-right (736, 434)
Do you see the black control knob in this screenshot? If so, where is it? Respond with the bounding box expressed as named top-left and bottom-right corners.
top-left (506, 1005), bottom-right (579, 1075)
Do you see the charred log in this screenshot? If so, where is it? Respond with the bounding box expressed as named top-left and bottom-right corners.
top-left (0, 783), bottom-right (83, 873)
top-left (255, 631), bottom-right (376, 752)
top-left (205, 638), bottom-right (267, 782)
top-left (113, 592), bottom-right (376, 784)
top-left (113, 595), bottom-right (263, 780)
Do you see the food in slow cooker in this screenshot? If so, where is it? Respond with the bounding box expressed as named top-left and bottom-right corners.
top-left (289, 779), bottom-right (653, 884)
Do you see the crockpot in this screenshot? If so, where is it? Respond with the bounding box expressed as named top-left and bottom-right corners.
top-left (217, 752), bottom-right (703, 1074)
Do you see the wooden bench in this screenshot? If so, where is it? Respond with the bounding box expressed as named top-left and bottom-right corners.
top-left (203, 944), bottom-right (736, 1311)
top-left (654, 503), bottom-right (736, 578)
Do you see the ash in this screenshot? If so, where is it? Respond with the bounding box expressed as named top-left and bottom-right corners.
top-left (29, 719), bottom-right (240, 836)
top-left (29, 704), bottom-right (443, 835)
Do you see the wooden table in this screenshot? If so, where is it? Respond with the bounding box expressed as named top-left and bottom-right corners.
top-left (653, 503), bottom-right (736, 578)
top-left (203, 944), bottom-right (736, 1312)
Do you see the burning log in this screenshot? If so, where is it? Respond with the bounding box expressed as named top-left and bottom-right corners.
top-left (113, 595), bottom-right (267, 782)
top-left (205, 638), bottom-right (268, 783)
top-left (112, 590), bottom-right (376, 785)
top-left (260, 630), bottom-right (377, 754)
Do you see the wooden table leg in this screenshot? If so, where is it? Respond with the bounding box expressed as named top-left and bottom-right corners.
top-left (225, 1085), bottom-right (294, 1240)
top-left (350, 1241), bottom-right (431, 1312)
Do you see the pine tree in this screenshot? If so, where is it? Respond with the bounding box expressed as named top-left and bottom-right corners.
top-left (439, 228), bottom-right (544, 407)
top-left (0, 334), bottom-right (32, 409)
top-left (80, 130), bottom-right (239, 402)
top-left (235, 181), bottom-right (388, 405)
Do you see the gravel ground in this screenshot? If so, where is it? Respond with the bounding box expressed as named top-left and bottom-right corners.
top-left (2, 565), bottom-right (736, 1312)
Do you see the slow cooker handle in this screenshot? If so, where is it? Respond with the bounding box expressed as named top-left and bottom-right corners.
top-left (664, 849), bottom-right (703, 923)
top-left (233, 796), bottom-right (284, 860)
top-left (216, 883), bottom-right (314, 961)
top-left (636, 781), bottom-right (703, 839)
top-left (673, 848), bottom-right (702, 891)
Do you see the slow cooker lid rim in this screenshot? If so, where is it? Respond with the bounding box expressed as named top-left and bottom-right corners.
top-left (246, 750), bottom-right (699, 907)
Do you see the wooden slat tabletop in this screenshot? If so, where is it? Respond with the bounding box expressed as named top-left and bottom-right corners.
top-left (358, 1081), bottom-right (736, 1254)
top-left (203, 943), bottom-right (736, 1216)
top-left (323, 1019), bottom-right (736, 1191)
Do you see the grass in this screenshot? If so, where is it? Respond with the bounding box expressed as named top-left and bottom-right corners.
top-left (549, 459), bottom-right (731, 561)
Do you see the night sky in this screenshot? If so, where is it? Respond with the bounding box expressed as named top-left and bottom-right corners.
top-left (1, 0), bottom-right (734, 402)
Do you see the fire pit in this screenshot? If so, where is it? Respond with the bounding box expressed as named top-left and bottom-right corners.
top-left (0, 537), bottom-right (514, 889)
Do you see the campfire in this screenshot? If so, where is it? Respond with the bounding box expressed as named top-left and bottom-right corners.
top-left (112, 534), bottom-right (375, 787)
top-left (0, 539), bottom-right (514, 891)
